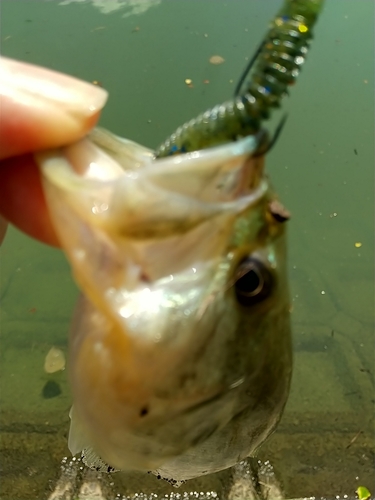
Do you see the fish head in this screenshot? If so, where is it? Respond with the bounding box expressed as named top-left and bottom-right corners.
top-left (36, 128), bottom-right (291, 474)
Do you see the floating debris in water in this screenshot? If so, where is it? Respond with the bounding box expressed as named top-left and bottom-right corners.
top-left (209, 55), bottom-right (225, 65)
top-left (42, 380), bottom-right (62, 399)
top-left (357, 486), bottom-right (371, 500)
top-left (184, 78), bottom-right (192, 85)
top-left (355, 242), bottom-right (362, 248)
top-left (44, 346), bottom-right (66, 373)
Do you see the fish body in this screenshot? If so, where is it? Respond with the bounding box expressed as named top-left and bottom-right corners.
top-left (36, 128), bottom-right (291, 484)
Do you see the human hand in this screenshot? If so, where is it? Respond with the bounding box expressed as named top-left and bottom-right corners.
top-left (0, 57), bottom-right (108, 246)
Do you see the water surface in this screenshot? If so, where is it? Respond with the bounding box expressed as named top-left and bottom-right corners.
top-left (0, 1), bottom-right (374, 498)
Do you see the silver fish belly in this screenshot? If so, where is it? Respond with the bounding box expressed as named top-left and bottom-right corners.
top-left (35, 127), bottom-right (292, 485)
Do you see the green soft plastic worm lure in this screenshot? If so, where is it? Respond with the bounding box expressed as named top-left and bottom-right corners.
top-left (156, 0), bottom-right (325, 158)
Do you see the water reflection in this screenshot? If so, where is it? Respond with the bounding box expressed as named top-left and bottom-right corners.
top-left (55, 0), bottom-right (161, 17)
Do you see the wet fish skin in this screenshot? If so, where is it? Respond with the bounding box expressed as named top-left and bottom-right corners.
top-left (36, 129), bottom-right (292, 484)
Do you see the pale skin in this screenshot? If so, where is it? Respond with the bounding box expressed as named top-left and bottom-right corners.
top-left (0, 56), bottom-right (108, 246)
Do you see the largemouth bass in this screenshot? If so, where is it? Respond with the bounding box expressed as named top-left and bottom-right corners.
top-left (36, 0), bottom-right (324, 488)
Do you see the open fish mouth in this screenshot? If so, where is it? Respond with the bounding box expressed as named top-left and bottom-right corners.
top-left (37, 128), bottom-right (267, 238)
top-left (35, 128), bottom-right (269, 343)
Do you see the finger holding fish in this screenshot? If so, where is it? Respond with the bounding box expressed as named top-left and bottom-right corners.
top-left (0, 56), bottom-right (107, 246)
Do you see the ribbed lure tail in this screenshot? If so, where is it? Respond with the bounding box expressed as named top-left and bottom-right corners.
top-left (156, 0), bottom-right (325, 158)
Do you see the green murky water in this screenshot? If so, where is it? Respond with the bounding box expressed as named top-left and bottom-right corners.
top-left (0, 1), bottom-right (374, 498)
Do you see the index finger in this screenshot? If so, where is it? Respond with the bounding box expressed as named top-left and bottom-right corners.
top-left (0, 57), bottom-right (108, 159)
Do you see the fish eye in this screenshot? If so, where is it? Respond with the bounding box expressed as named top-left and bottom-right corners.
top-left (233, 257), bottom-right (274, 307)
